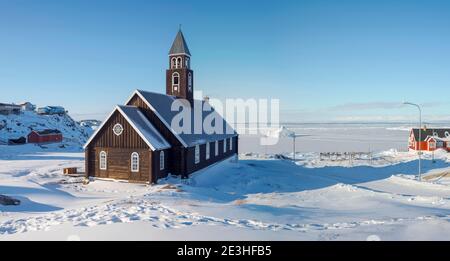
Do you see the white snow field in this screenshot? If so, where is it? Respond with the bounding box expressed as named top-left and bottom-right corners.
top-left (1, 139), bottom-right (450, 241)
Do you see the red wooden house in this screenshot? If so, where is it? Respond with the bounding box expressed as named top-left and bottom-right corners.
top-left (28, 129), bottom-right (63, 144)
top-left (408, 128), bottom-right (450, 152)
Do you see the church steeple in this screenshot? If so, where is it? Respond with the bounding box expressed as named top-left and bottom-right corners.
top-left (169, 29), bottom-right (191, 56)
top-left (166, 29), bottom-right (194, 104)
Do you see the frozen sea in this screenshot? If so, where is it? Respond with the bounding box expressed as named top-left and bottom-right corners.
top-left (238, 122), bottom-right (450, 154)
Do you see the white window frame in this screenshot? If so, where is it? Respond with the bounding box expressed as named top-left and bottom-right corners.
top-left (171, 57), bottom-right (177, 69)
top-left (177, 57), bottom-right (182, 68)
top-left (215, 140), bottom-right (219, 156)
top-left (172, 72), bottom-right (180, 92)
top-left (99, 151), bottom-right (107, 170)
top-left (229, 137), bottom-right (233, 151)
top-left (195, 145), bottom-right (200, 164)
top-left (160, 151), bottom-right (165, 170)
top-left (113, 123), bottom-right (123, 136)
top-left (131, 152), bottom-right (139, 172)
top-left (429, 141), bottom-right (436, 149)
top-left (206, 142), bottom-right (210, 160)
top-left (223, 139), bottom-right (227, 153)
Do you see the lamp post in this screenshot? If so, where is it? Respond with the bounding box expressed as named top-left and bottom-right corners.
top-left (403, 102), bottom-right (422, 181)
top-left (293, 135), bottom-right (296, 161)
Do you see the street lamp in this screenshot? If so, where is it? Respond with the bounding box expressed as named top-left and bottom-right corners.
top-left (403, 101), bottom-right (422, 181)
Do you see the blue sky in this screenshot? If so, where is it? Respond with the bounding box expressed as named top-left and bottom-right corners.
top-left (1, 0), bottom-right (450, 122)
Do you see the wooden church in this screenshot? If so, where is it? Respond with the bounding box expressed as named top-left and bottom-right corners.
top-left (84, 30), bottom-right (238, 183)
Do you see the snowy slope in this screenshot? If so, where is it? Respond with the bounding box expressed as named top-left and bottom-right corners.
top-left (0, 111), bottom-right (93, 150)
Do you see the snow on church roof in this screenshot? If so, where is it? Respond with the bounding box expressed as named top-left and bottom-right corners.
top-left (83, 105), bottom-right (171, 151)
top-left (128, 90), bottom-right (238, 147)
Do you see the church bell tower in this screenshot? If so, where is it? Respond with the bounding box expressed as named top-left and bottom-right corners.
top-left (166, 29), bottom-right (194, 105)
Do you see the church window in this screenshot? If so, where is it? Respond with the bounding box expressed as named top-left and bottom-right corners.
top-left (131, 152), bottom-right (139, 172)
top-left (99, 151), bottom-right (107, 170)
top-left (195, 145), bottom-right (200, 164)
top-left (206, 142), bottom-right (210, 160)
top-left (160, 151), bottom-right (165, 170)
top-left (171, 57), bottom-right (177, 69)
top-left (172, 72), bottom-right (180, 92)
top-left (113, 123), bottom-right (123, 136)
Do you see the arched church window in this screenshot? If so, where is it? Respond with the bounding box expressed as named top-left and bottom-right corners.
top-left (171, 57), bottom-right (177, 69)
top-left (131, 152), bottom-right (139, 172)
top-left (99, 151), bottom-right (107, 170)
top-left (172, 72), bottom-right (180, 92)
top-left (177, 57), bottom-right (182, 68)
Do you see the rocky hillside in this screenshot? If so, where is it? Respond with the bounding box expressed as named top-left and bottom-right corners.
top-left (0, 111), bottom-right (93, 149)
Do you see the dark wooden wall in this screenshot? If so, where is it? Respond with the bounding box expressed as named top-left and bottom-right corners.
top-left (86, 95), bottom-right (239, 182)
top-left (85, 110), bottom-right (155, 183)
top-left (184, 136), bottom-right (238, 175)
top-left (89, 110), bottom-right (149, 149)
top-left (152, 148), bottom-right (171, 181)
top-left (165, 69), bottom-right (194, 104)
top-left (127, 94), bottom-right (239, 177)
top-left (87, 147), bottom-right (152, 182)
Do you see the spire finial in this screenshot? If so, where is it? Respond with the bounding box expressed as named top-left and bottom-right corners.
top-left (179, 24), bottom-right (182, 31)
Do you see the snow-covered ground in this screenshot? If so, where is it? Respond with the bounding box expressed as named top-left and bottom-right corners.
top-left (1, 138), bottom-right (450, 240)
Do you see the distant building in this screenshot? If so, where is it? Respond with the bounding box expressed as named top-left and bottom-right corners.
top-left (8, 137), bottom-right (26, 145)
top-left (27, 129), bottom-right (63, 144)
top-left (409, 128), bottom-right (450, 152)
top-left (0, 103), bottom-right (21, 115)
top-left (19, 102), bottom-right (36, 112)
top-left (79, 119), bottom-right (102, 129)
top-left (37, 106), bottom-right (66, 115)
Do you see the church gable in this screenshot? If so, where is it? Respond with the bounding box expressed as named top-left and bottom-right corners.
top-left (87, 109), bottom-right (149, 149)
top-left (84, 105), bottom-right (170, 150)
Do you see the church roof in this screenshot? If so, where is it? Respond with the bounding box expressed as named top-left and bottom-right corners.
top-left (127, 90), bottom-right (238, 147)
top-left (83, 105), bottom-right (171, 151)
top-left (169, 30), bottom-right (191, 56)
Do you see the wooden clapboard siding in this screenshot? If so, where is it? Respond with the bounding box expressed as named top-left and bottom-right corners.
top-left (91, 147), bottom-right (151, 182)
top-left (85, 110), bottom-right (155, 183)
top-left (127, 94), bottom-right (239, 176)
top-left (185, 136), bottom-right (238, 175)
top-left (90, 110), bottom-right (149, 149)
top-left (152, 149), bottom-right (170, 180)
top-left (160, 146), bottom-right (183, 176)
